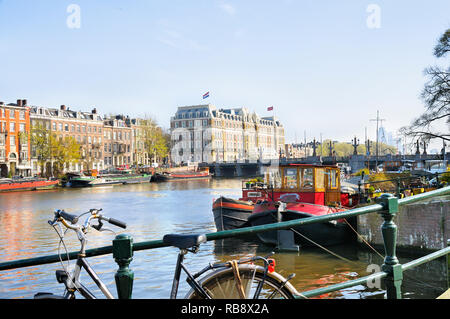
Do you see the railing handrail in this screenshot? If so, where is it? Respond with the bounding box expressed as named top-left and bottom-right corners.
top-left (298, 245), bottom-right (450, 298)
top-left (0, 186), bottom-right (449, 300)
top-left (1, 186), bottom-right (449, 272)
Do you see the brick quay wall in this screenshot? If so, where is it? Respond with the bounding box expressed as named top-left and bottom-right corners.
top-left (357, 197), bottom-right (450, 253)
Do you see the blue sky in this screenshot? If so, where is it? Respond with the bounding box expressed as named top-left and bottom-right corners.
top-left (0, 1), bottom-right (449, 150)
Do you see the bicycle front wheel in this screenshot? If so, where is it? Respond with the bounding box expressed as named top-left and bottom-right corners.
top-left (185, 264), bottom-right (297, 299)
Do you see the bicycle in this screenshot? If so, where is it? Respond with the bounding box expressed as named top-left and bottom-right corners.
top-left (35, 208), bottom-right (302, 299)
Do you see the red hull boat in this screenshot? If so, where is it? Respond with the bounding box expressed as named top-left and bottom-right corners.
top-left (213, 163), bottom-right (359, 247)
top-left (155, 167), bottom-right (211, 181)
top-left (0, 178), bottom-right (59, 192)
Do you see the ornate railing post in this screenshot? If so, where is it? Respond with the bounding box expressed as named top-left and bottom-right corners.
top-left (113, 234), bottom-right (134, 299)
top-left (396, 178), bottom-right (401, 198)
top-left (376, 193), bottom-right (403, 299)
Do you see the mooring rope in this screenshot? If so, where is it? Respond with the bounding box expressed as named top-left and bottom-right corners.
top-left (341, 219), bottom-right (445, 292)
top-left (288, 228), bottom-right (357, 265)
top-left (342, 218), bottom-right (385, 259)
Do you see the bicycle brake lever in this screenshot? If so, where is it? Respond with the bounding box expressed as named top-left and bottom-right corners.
top-left (97, 227), bottom-right (116, 235)
top-left (48, 217), bottom-right (58, 226)
top-left (92, 219), bottom-right (104, 231)
top-left (264, 252), bottom-right (275, 259)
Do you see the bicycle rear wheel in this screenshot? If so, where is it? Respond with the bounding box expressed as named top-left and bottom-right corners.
top-left (185, 264), bottom-right (297, 299)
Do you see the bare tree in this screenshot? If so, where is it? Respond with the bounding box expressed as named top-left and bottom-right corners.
top-left (400, 29), bottom-right (450, 143)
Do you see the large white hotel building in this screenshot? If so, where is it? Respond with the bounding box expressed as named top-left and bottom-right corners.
top-left (169, 104), bottom-right (285, 164)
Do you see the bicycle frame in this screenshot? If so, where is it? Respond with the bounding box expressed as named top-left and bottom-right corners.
top-left (169, 249), bottom-right (211, 299)
top-left (169, 249), bottom-right (272, 299)
top-left (55, 214), bottom-right (115, 299)
top-left (58, 254), bottom-right (115, 299)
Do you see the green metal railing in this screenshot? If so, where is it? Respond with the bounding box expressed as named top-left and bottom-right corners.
top-left (1, 186), bottom-right (449, 299)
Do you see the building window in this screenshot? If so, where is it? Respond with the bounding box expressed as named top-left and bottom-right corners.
top-left (59, 123), bottom-right (63, 131)
top-left (19, 123), bottom-right (25, 132)
top-left (65, 124), bottom-right (69, 131)
top-left (19, 111), bottom-right (25, 120)
top-left (10, 122), bottom-right (15, 132)
top-left (9, 110), bottom-right (15, 118)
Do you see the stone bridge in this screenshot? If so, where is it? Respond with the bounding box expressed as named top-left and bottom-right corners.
top-left (199, 153), bottom-right (448, 177)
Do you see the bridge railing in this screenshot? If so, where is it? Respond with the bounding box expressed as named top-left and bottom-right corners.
top-left (0, 186), bottom-right (449, 299)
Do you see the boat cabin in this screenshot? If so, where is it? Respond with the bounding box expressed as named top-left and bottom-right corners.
top-left (241, 164), bottom-right (347, 206)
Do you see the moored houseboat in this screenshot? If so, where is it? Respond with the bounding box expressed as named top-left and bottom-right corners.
top-left (213, 163), bottom-right (359, 247)
top-left (65, 170), bottom-right (152, 188)
top-left (154, 167), bottom-right (211, 181)
top-left (0, 177), bottom-right (59, 192)
top-left (212, 196), bottom-right (254, 230)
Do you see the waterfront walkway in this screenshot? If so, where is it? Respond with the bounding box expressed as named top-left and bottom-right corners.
top-left (437, 289), bottom-right (450, 299)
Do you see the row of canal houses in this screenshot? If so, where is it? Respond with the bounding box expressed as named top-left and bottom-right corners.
top-left (0, 99), bottom-right (155, 178)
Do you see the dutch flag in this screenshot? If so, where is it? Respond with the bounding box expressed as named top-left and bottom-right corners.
top-left (203, 91), bottom-right (210, 99)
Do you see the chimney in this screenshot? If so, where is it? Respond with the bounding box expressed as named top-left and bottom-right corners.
top-left (60, 105), bottom-right (66, 110)
top-left (22, 99), bottom-right (27, 106)
top-left (92, 108), bottom-right (97, 114)
top-left (17, 99), bottom-right (22, 107)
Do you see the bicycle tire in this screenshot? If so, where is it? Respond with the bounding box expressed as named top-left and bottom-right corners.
top-left (34, 292), bottom-right (67, 299)
top-left (184, 264), bottom-right (297, 299)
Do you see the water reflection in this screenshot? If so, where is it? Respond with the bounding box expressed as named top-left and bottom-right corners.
top-left (0, 179), bottom-right (447, 299)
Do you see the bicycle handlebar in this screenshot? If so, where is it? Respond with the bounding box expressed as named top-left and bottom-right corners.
top-left (103, 217), bottom-right (127, 229)
top-left (53, 209), bottom-right (127, 230)
top-left (55, 210), bottom-right (79, 224)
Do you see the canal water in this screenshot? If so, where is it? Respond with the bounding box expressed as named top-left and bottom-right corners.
top-left (0, 178), bottom-right (447, 299)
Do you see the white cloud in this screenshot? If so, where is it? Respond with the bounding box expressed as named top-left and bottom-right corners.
top-left (157, 29), bottom-right (207, 51)
top-left (219, 2), bottom-right (236, 15)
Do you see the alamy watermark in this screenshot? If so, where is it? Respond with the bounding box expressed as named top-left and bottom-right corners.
top-left (366, 4), bottom-right (381, 29)
top-left (66, 4), bottom-right (81, 29)
top-left (366, 263), bottom-right (382, 289)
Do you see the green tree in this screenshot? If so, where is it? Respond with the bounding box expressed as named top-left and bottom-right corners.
top-left (50, 135), bottom-right (81, 177)
top-left (318, 139), bottom-right (397, 156)
top-left (31, 122), bottom-right (52, 176)
top-left (140, 116), bottom-right (169, 164)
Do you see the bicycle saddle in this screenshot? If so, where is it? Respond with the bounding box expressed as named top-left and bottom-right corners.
top-left (163, 234), bottom-right (207, 249)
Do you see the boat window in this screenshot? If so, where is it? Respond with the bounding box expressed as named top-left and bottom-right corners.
top-left (315, 168), bottom-right (325, 190)
top-left (330, 169), bottom-right (337, 188)
top-left (283, 168), bottom-right (298, 189)
top-left (302, 168), bottom-right (314, 189)
top-left (268, 171), bottom-right (282, 188)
